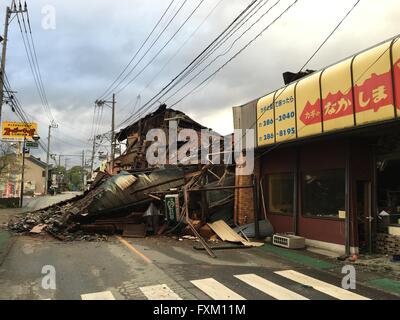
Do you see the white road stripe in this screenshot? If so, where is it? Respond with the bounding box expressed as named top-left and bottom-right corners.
top-left (81, 291), bottom-right (116, 300)
top-left (140, 284), bottom-right (182, 300)
top-left (191, 278), bottom-right (245, 300)
top-left (275, 270), bottom-right (370, 300)
top-left (234, 274), bottom-right (309, 300)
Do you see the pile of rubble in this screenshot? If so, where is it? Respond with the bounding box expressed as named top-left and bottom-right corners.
top-left (7, 201), bottom-right (108, 241)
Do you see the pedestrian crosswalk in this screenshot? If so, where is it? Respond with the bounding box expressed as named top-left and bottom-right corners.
top-left (140, 284), bottom-right (182, 300)
top-left (275, 270), bottom-right (370, 300)
top-left (45, 269), bottom-right (372, 300)
top-left (81, 291), bottom-right (116, 300)
top-left (191, 278), bottom-right (245, 300)
top-left (234, 274), bottom-right (309, 300)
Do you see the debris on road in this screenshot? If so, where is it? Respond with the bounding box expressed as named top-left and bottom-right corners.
top-left (208, 220), bottom-right (264, 248)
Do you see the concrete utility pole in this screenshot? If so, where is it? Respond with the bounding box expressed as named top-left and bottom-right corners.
top-left (0, 5), bottom-right (10, 123)
top-left (0, 2), bottom-right (27, 123)
top-left (89, 134), bottom-right (97, 179)
top-left (19, 137), bottom-right (26, 208)
top-left (111, 93), bottom-right (116, 170)
top-left (45, 121), bottom-right (58, 194)
top-left (81, 150), bottom-right (85, 191)
top-left (94, 94), bottom-right (116, 173)
top-left (19, 133), bottom-right (40, 207)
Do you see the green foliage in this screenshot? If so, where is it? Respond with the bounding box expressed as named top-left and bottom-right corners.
top-left (65, 166), bottom-right (87, 191)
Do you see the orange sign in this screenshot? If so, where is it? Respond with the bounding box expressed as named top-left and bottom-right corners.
top-left (1, 122), bottom-right (38, 141)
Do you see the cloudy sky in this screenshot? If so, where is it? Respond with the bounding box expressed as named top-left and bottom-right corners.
top-left (2, 0), bottom-right (400, 167)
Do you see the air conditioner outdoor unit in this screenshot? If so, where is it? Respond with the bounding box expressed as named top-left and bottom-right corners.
top-left (273, 234), bottom-right (305, 249)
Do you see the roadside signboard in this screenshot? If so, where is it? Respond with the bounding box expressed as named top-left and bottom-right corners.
top-left (1, 122), bottom-right (38, 141)
top-left (257, 37), bottom-right (400, 147)
top-left (26, 141), bottom-right (39, 149)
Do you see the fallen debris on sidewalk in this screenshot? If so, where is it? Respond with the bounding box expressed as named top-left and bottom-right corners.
top-left (208, 220), bottom-right (264, 247)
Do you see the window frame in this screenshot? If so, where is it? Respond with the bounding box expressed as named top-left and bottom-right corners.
top-left (265, 172), bottom-right (295, 216)
top-left (300, 168), bottom-right (346, 220)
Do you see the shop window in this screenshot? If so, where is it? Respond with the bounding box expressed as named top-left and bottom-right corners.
top-left (302, 169), bottom-right (345, 218)
top-left (267, 173), bottom-right (294, 214)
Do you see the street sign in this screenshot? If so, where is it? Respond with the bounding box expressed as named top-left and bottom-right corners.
top-left (26, 141), bottom-right (39, 149)
top-left (1, 122), bottom-right (38, 141)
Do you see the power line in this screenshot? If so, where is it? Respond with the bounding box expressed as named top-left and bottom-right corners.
top-left (254, 0), bottom-right (363, 159)
top-left (15, 6), bottom-right (55, 125)
top-left (97, 0), bottom-right (176, 100)
top-left (114, 0), bottom-right (206, 96)
top-left (98, 0), bottom-right (189, 100)
top-left (165, 0), bottom-right (279, 104)
top-left (113, 0), bottom-right (259, 130)
top-left (127, 0), bottom-right (294, 122)
top-left (117, 0), bottom-right (225, 119)
top-left (174, 0), bottom-right (268, 86)
top-left (170, 0), bottom-right (298, 108)
top-left (3, 73), bottom-right (48, 153)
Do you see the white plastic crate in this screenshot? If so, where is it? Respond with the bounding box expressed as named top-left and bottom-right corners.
top-left (273, 234), bottom-right (305, 249)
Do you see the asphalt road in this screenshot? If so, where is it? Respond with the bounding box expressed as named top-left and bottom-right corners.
top-left (0, 234), bottom-right (399, 300)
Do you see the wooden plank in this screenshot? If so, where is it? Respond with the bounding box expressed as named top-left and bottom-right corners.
top-left (208, 220), bottom-right (263, 247)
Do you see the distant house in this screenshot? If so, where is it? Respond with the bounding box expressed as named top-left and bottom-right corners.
top-left (24, 155), bottom-right (48, 195)
top-left (0, 154), bottom-right (49, 197)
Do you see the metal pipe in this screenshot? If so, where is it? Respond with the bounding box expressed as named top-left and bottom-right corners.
top-left (253, 174), bottom-right (260, 239)
top-left (345, 142), bottom-right (351, 256)
top-left (19, 137), bottom-right (26, 208)
top-left (293, 147), bottom-right (299, 235)
top-left (184, 186), bottom-right (216, 258)
top-left (187, 185), bottom-right (254, 192)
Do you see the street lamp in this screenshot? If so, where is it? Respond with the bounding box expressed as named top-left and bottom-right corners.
top-left (19, 133), bottom-right (40, 208)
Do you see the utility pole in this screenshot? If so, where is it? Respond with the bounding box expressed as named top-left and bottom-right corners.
top-left (95, 94), bottom-right (116, 174)
top-left (19, 136), bottom-right (26, 208)
top-left (0, 2), bottom-right (27, 123)
top-left (81, 150), bottom-right (85, 191)
top-left (45, 121), bottom-right (58, 194)
top-left (90, 134), bottom-right (96, 179)
top-left (0, 5), bottom-right (10, 123)
top-left (19, 132), bottom-right (40, 207)
top-left (111, 93), bottom-right (116, 170)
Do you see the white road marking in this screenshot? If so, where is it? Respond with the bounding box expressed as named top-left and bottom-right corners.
top-left (191, 278), bottom-right (245, 300)
top-left (234, 274), bottom-right (309, 300)
top-left (275, 270), bottom-right (370, 300)
top-left (81, 291), bottom-right (116, 300)
top-left (140, 284), bottom-right (182, 300)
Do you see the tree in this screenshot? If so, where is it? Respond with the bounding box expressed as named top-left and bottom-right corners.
top-left (66, 166), bottom-right (86, 191)
top-left (0, 142), bottom-right (19, 178)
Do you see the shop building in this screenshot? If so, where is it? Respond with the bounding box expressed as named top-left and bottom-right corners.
top-left (233, 36), bottom-right (400, 255)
